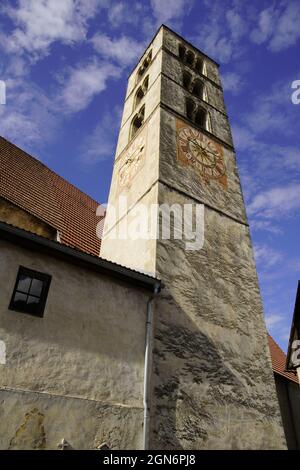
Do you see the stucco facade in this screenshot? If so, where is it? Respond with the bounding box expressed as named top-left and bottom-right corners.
top-left (0, 225), bottom-right (158, 449)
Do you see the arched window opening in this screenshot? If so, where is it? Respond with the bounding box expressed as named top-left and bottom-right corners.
top-left (186, 98), bottom-right (195, 121)
top-left (142, 75), bottom-right (149, 94)
top-left (135, 87), bottom-right (144, 109)
top-left (137, 65), bottom-right (145, 81)
top-left (134, 76), bottom-right (149, 110)
top-left (194, 107), bottom-right (206, 128)
top-left (178, 44), bottom-right (186, 61)
top-left (192, 79), bottom-right (203, 98)
top-left (195, 58), bottom-right (203, 74)
top-left (131, 106), bottom-right (145, 138)
top-left (186, 50), bottom-right (195, 67)
top-left (136, 51), bottom-right (152, 84)
top-left (144, 50), bottom-right (152, 68)
top-left (182, 70), bottom-right (192, 90)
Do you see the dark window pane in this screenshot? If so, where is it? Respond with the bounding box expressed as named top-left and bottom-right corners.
top-left (27, 296), bottom-right (40, 306)
top-left (30, 279), bottom-right (43, 297)
top-left (14, 292), bottom-right (27, 304)
top-left (17, 275), bottom-right (31, 293)
top-left (9, 266), bottom-right (52, 317)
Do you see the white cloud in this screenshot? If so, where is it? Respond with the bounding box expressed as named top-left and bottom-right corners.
top-left (265, 313), bottom-right (291, 344)
top-left (249, 184), bottom-right (300, 219)
top-left (265, 313), bottom-right (284, 329)
top-left (0, 77), bottom-right (57, 148)
top-left (150, 0), bottom-right (193, 25)
top-left (254, 244), bottom-right (282, 268)
top-left (244, 81), bottom-right (294, 136)
top-left (193, 4), bottom-right (247, 63)
top-left (225, 9), bottom-right (246, 41)
top-left (80, 106), bottom-right (122, 163)
top-left (250, 219), bottom-right (282, 235)
top-left (3, 0), bottom-right (105, 57)
top-left (251, 1), bottom-right (300, 52)
top-left (59, 60), bottom-right (120, 114)
top-left (231, 125), bottom-right (253, 151)
top-left (251, 5), bottom-right (277, 45)
top-left (107, 1), bottom-right (142, 28)
top-left (91, 34), bottom-right (144, 67)
top-left (221, 72), bottom-right (244, 94)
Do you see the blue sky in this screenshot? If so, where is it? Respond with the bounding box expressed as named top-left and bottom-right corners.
top-left (0, 0), bottom-right (299, 351)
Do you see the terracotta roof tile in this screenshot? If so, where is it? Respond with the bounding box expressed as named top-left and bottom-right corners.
top-left (268, 334), bottom-right (298, 384)
top-left (0, 136), bottom-right (103, 256)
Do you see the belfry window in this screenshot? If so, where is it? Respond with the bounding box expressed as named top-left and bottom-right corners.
top-left (192, 79), bottom-right (203, 99)
top-left (131, 105), bottom-right (145, 138)
top-left (135, 87), bottom-right (144, 109)
top-left (136, 51), bottom-right (152, 83)
top-left (134, 76), bottom-right (149, 110)
top-left (194, 107), bottom-right (207, 128)
top-left (195, 58), bottom-right (203, 74)
top-left (178, 43), bottom-right (205, 77)
top-left (186, 50), bottom-right (195, 67)
top-left (185, 97), bottom-right (209, 131)
top-left (182, 70), bottom-right (192, 90)
top-left (9, 266), bottom-right (51, 317)
top-left (186, 97), bottom-right (195, 120)
top-left (178, 44), bottom-right (186, 61)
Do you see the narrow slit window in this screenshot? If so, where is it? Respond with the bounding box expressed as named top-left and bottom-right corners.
top-left (182, 70), bottom-right (192, 90)
top-left (186, 97), bottom-right (195, 120)
top-left (134, 76), bottom-right (149, 110)
top-left (195, 58), bottom-right (203, 74)
top-left (131, 106), bottom-right (145, 138)
top-left (186, 50), bottom-right (195, 67)
top-left (134, 87), bottom-right (144, 109)
top-left (9, 266), bottom-right (51, 317)
top-left (178, 44), bottom-right (186, 61)
top-left (142, 76), bottom-right (149, 94)
top-left (136, 51), bottom-right (152, 83)
top-left (194, 107), bottom-right (207, 128)
top-left (192, 79), bottom-right (203, 98)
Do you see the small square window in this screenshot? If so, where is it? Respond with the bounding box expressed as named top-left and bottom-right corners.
top-left (9, 267), bottom-right (52, 317)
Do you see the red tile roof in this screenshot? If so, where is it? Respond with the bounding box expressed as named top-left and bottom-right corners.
top-left (0, 136), bottom-right (104, 256)
top-left (268, 334), bottom-right (298, 384)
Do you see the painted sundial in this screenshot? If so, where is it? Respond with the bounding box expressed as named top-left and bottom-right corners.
top-left (119, 132), bottom-right (146, 188)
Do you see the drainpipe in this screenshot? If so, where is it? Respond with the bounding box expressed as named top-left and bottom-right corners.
top-left (143, 282), bottom-right (160, 450)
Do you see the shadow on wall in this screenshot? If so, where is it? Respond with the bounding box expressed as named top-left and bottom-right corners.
top-left (151, 289), bottom-right (284, 449)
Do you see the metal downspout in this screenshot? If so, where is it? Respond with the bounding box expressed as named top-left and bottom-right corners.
top-left (143, 283), bottom-right (160, 450)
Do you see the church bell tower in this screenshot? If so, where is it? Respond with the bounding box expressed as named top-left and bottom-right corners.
top-left (100, 25), bottom-right (286, 449)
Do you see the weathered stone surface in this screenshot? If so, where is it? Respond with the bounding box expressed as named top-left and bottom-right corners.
top-left (101, 25), bottom-right (286, 449)
top-left (162, 27), bottom-right (221, 87)
top-left (159, 108), bottom-right (245, 223)
top-left (161, 76), bottom-right (232, 147)
top-left (149, 184), bottom-right (286, 449)
top-left (161, 50), bottom-right (226, 114)
top-left (0, 389), bottom-right (143, 449)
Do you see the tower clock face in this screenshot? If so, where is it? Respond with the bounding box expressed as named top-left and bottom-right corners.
top-left (119, 133), bottom-right (146, 188)
top-left (177, 123), bottom-right (227, 188)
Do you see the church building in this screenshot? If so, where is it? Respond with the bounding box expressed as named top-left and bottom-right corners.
top-left (0, 25), bottom-right (295, 449)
